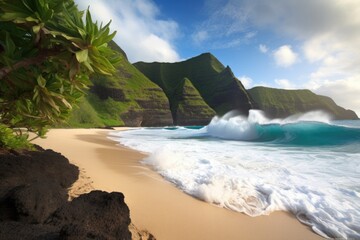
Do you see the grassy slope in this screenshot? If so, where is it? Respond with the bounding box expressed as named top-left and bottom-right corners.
top-left (134, 53), bottom-right (255, 116)
top-left (64, 44), bottom-right (172, 127)
top-left (248, 86), bottom-right (358, 119)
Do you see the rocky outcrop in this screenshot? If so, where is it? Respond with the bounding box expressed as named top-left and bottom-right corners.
top-left (50, 191), bottom-right (131, 240)
top-left (0, 148), bottom-right (154, 240)
top-left (2, 182), bottom-right (67, 224)
top-left (248, 87), bottom-right (358, 120)
top-left (0, 148), bottom-right (78, 208)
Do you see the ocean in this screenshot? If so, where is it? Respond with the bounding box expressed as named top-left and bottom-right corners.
top-left (109, 110), bottom-right (360, 239)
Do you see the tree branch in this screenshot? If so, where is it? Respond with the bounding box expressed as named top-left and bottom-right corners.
top-left (0, 49), bottom-right (62, 80)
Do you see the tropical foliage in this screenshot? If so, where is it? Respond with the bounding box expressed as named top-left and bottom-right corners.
top-left (0, 0), bottom-right (119, 149)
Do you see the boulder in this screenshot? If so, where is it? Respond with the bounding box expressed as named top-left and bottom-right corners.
top-left (0, 148), bottom-right (150, 240)
top-left (1, 182), bottom-right (67, 223)
top-left (49, 191), bottom-right (131, 240)
top-left (0, 148), bottom-right (79, 196)
top-left (0, 148), bottom-right (78, 223)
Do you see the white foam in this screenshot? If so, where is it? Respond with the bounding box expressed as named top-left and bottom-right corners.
top-left (109, 116), bottom-right (360, 239)
top-left (206, 115), bottom-right (259, 141)
top-left (142, 142), bottom-right (360, 238)
top-left (277, 110), bottom-right (333, 124)
top-left (205, 110), bottom-right (333, 141)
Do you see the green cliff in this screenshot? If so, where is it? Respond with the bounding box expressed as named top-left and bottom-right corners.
top-left (66, 43), bottom-right (173, 127)
top-left (174, 78), bottom-right (216, 125)
top-left (134, 53), bottom-right (256, 123)
top-left (248, 87), bottom-right (358, 120)
top-left (65, 42), bottom-right (357, 127)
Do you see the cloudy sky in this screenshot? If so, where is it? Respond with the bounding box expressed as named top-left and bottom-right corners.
top-left (75, 0), bottom-right (360, 115)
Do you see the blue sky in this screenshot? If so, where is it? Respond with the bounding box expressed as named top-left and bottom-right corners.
top-left (75, 0), bottom-right (360, 115)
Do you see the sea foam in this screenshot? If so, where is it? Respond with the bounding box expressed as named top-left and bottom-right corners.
top-left (109, 111), bottom-right (360, 239)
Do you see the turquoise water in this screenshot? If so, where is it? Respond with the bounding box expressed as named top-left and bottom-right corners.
top-left (110, 110), bottom-right (360, 238)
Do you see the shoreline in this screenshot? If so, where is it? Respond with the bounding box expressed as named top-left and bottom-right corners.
top-left (34, 128), bottom-right (321, 240)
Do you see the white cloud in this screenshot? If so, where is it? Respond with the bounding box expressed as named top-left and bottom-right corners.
top-left (245, 31), bottom-right (257, 40)
top-left (273, 45), bottom-right (298, 67)
top-left (204, 0), bottom-right (360, 115)
top-left (304, 33), bottom-right (360, 80)
top-left (75, 0), bottom-right (180, 63)
top-left (192, 30), bottom-right (209, 44)
top-left (237, 75), bottom-right (253, 89)
top-left (274, 79), bottom-right (294, 89)
top-left (259, 44), bottom-right (268, 53)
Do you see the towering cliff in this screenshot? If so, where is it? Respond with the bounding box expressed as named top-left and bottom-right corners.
top-left (67, 43), bottom-right (173, 127)
top-left (134, 53), bottom-right (256, 119)
top-left (66, 41), bottom-right (357, 127)
top-left (248, 87), bottom-right (358, 120)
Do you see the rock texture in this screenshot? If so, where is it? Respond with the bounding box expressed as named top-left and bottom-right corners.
top-left (0, 148), bottom-right (154, 240)
top-left (2, 182), bottom-right (67, 224)
top-left (248, 87), bottom-right (358, 120)
top-left (0, 148), bottom-right (78, 223)
top-left (51, 191), bottom-right (131, 240)
top-left (0, 221), bottom-right (59, 240)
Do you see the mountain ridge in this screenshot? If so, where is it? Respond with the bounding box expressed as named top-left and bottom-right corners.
top-left (134, 52), bottom-right (256, 117)
top-left (248, 86), bottom-right (358, 120)
top-left (65, 42), bottom-right (358, 127)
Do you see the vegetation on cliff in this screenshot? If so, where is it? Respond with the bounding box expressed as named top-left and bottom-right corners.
top-left (248, 86), bottom-right (358, 120)
top-left (1, 0), bottom-right (356, 135)
top-left (68, 49), bottom-right (358, 127)
top-left (135, 53), bottom-right (256, 119)
top-left (173, 78), bottom-right (215, 125)
top-left (66, 43), bottom-right (173, 127)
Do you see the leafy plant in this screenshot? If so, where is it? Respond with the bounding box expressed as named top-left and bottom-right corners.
top-left (0, 0), bottom-right (119, 148)
top-left (0, 124), bottom-right (33, 150)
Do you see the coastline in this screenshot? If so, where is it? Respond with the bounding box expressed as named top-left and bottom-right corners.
top-left (33, 128), bottom-right (321, 240)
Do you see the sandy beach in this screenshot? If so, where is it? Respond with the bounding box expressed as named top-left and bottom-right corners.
top-left (33, 128), bottom-right (321, 240)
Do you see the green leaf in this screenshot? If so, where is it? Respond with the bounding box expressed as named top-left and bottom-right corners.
top-left (61, 98), bottom-right (72, 109)
top-left (4, 32), bottom-right (16, 57)
top-left (32, 24), bottom-right (41, 34)
top-left (37, 75), bottom-right (46, 88)
top-left (25, 16), bottom-right (39, 23)
top-left (75, 49), bottom-right (88, 63)
top-left (83, 60), bottom-right (94, 72)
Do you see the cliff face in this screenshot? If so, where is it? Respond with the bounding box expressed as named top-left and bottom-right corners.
top-left (66, 41), bottom-right (357, 127)
top-left (248, 87), bottom-right (358, 120)
top-left (67, 43), bottom-right (173, 127)
top-left (134, 53), bottom-right (256, 123)
top-left (175, 78), bottom-right (216, 125)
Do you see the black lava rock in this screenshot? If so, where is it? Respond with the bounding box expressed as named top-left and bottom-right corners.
top-left (50, 191), bottom-right (131, 240)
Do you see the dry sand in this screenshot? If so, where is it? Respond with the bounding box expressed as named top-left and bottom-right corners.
top-left (34, 128), bottom-right (322, 240)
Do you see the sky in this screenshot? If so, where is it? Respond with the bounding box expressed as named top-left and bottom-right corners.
top-left (75, 0), bottom-right (360, 116)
